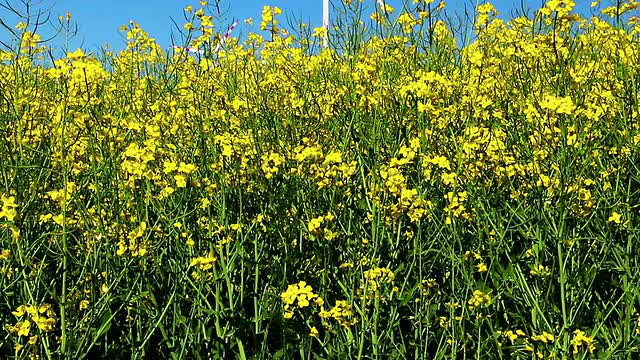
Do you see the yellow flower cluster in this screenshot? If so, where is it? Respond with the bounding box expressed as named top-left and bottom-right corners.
top-left (260, 6), bottom-right (282, 34)
top-left (281, 281), bottom-right (324, 319)
top-left (190, 253), bottom-right (217, 271)
top-left (5, 303), bottom-right (58, 357)
top-left (46, 48), bottom-right (109, 86)
top-left (364, 267), bottom-right (395, 291)
top-left (307, 212), bottom-right (337, 240)
top-left (467, 289), bottom-right (491, 311)
top-left (376, 139), bottom-right (431, 223)
top-left (260, 151), bottom-right (286, 180)
top-left (538, 0), bottom-right (576, 16)
top-left (163, 161), bottom-right (198, 190)
top-left (182, 3), bottom-right (215, 49)
top-left (0, 194), bottom-right (18, 222)
top-left (116, 221), bottom-right (148, 257)
top-left (280, 281), bottom-right (358, 334)
top-left (189, 252), bottom-right (218, 282)
top-left (498, 329), bottom-right (556, 358)
top-left (0, 249), bottom-right (14, 279)
top-left (319, 300), bottom-right (358, 329)
top-left (498, 329), bottom-right (526, 344)
top-left (45, 182), bottom-right (78, 206)
top-left (464, 250), bottom-right (487, 273)
top-left (6, 304), bottom-right (57, 337)
top-left (291, 148), bottom-right (357, 189)
top-left (571, 329), bottom-right (596, 355)
top-left (357, 267), bottom-right (397, 304)
top-left (530, 264), bottom-right (552, 278)
top-left (531, 331), bottom-right (555, 343)
top-left (121, 21), bottom-right (159, 53)
top-left (214, 132), bottom-right (258, 188)
top-left (443, 191), bottom-right (470, 224)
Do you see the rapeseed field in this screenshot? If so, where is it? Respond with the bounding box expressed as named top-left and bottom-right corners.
top-left (1, 0), bottom-right (640, 358)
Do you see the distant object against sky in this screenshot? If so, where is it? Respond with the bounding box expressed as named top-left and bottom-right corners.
top-left (0, 0), bottom-right (600, 53)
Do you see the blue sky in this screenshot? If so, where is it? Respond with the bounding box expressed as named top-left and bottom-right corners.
top-left (0, 0), bottom-right (598, 55)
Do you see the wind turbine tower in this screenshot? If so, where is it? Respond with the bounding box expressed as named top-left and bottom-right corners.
top-left (323, 0), bottom-right (329, 48)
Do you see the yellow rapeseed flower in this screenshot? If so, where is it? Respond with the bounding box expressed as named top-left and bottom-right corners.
top-left (608, 211), bottom-right (622, 224)
top-left (571, 329), bottom-right (596, 355)
top-left (0, 195), bottom-right (18, 222)
top-left (310, 326), bottom-right (319, 338)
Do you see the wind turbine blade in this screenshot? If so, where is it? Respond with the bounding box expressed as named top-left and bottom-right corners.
top-left (213, 19), bottom-right (239, 53)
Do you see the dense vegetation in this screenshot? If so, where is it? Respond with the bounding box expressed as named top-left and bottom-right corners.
top-left (1, 0), bottom-right (640, 358)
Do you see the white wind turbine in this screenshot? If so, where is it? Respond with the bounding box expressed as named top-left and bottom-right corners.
top-left (322, 0), bottom-right (329, 48)
top-left (322, 0), bottom-right (385, 48)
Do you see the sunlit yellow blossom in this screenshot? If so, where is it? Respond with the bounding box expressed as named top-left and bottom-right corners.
top-left (280, 281), bottom-right (321, 317)
top-left (608, 211), bottom-right (622, 224)
top-left (190, 253), bottom-right (217, 271)
top-left (312, 27), bottom-right (328, 39)
top-left (0, 195), bottom-right (18, 221)
top-left (17, 320), bottom-right (31, 337)
top-left (310, 326), bottom-right (319, 338)
top-left (531, 331), bottom-right (555, 343)
top-left (571, 329), bottom-right (596, 355)
top-left (319, 300), bottom-right (357, 328)
top-left (468, 289), bottom-right (491, 309)
top-left (530, 264), bottom-right (552, 277)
